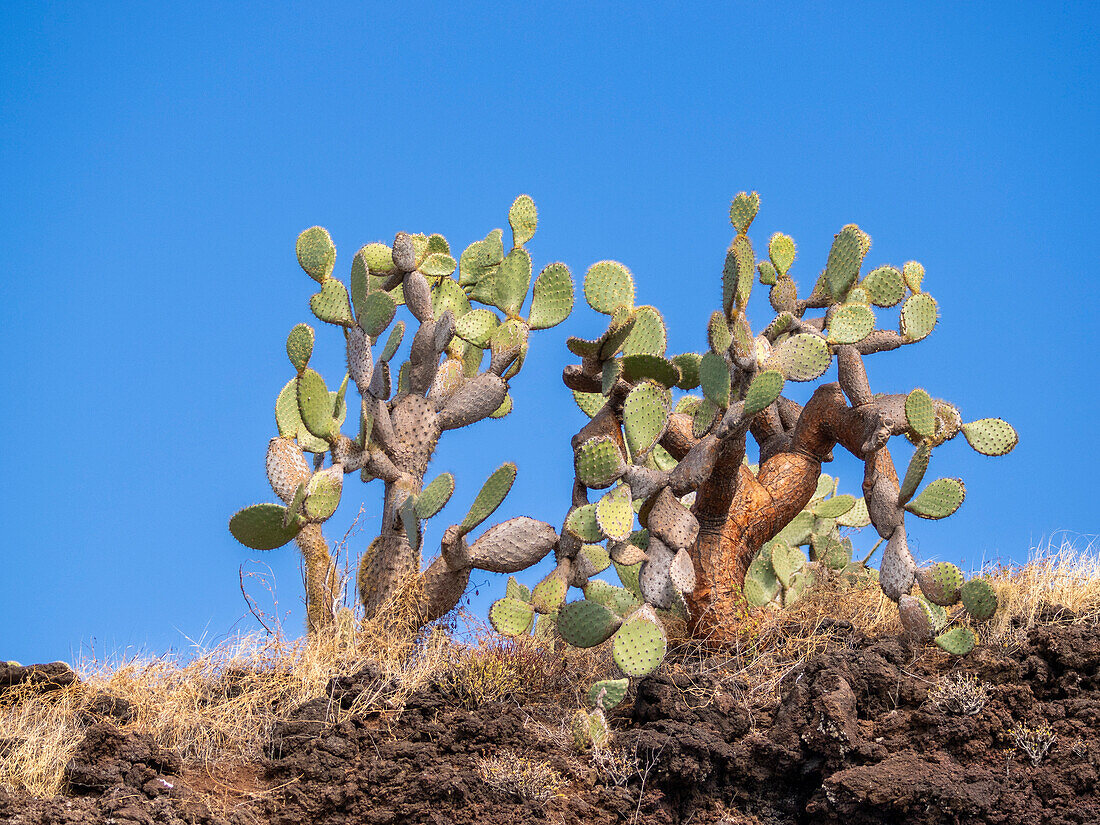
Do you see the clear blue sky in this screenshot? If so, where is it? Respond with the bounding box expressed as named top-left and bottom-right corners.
top-left (2, 2), bottom-right (1097, 665)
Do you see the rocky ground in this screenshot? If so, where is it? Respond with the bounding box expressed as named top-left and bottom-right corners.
top-left (2, 609), bottom-right (1098, 824)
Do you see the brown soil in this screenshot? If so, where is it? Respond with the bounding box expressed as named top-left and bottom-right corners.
top-left (2, 611), bottom-right (1097, 824)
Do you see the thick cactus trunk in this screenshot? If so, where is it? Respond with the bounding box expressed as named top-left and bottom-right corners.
top-left (682, 383), bottom-right (903, 642)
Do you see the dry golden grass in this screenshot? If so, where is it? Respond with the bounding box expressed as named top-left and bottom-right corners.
top-left (2, 534), bottom-right (1097, 802)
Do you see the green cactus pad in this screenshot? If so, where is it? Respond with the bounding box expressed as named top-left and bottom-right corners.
top-left (917, 562), bottom-right (965, 606)
top-left (275, 379), bottom-right (302, 437)
top-left (827, 303), bottom-right (875, 344)
top-left (296, 369), bottom-right (336, 441)
top-left (708, 311), bottom-right (732, 354)
top-left (459, 462), bottom-right (517, 533)
top-left (862, 265), bottom-right (905, 307)
top-left (379, 321), bottom-right (405, 362)
top-left (528, 262), bottom-right (574, 330)
top-left (898, 443), bottom-right (932, 505)
top-left (623, 381), bottom-right (670, 456)
top-left (419, 252), bottom-right (456, 279)
top-left (567, 335), bottom-right (602, 359)
top-left (612, 612), bottom-right (667, 677)
top-left (905, 389), bottom-right (936, 439)
top-left (621, 354), bottom-right (680, 388)
top-left (812, 473), bottom-right (837, 501)
top-left (934, 626), bottom-right (976, 656)
top-left (575, 436), bottom-right (627, 489)
top-left (426, 233), bottom-right (450, 256)
top-left (508, 194), bottom-right (538, 247)
top-left (358, 291), bottom-right (398, 339)
top-left (303, 467), bottom-right (343, 521)
top-left (621, 306), bottom-right (667, 358)
top-left (489, 318), bottom-right (528, 365)
top-left (566, 503), bottom-right (604, 542)
top-left (835, 496), bottom-right (871, 528)
top-left (729, 191), bottom-right (760, 233)
top-left (812, 494), bottom-right (856, 519)
top-left (572, 390), bottom-right (606, 418)
top-left (489, 596), bottom-right (535, 636)
top-left (490, 393), bottom-right (513, 418)
top-left (764, 333), bottom-right (831, 381)
top-left (960, 577), bottom-right (998, 621)
top-left (825, 224), bottom-right (870, 300)
top-left (611, 559), bottom-right (644, 599)
top-left (743, 370), bottom-right (785, 418)
top-left (580, 708), bottom-right (611, 749)
top-left (768, 232), bottom-right (796, 276)
top-left (905, 477), bottom-right (966, 519)
top-left (588, 678), bottom-right (630, 710)
top-left (454, 307), bottom-right (500, 347)
top-left (286, 324), bottom-right (315, 374)
top-left (601, 358), bottom-right (622, 395)
top-left (770, 540), bottom-right (805, 588)
top-left (596, 485), bottom-right (635, 542)
top-left (961, 418), bottom-right (1019, 456)
top-left (776, 510), bottom-right (815, 546)
top-left (902, 260), bottom-right (924, 293)
top-left (758, 261), bottom-right (778, 286)
top-left (557, 599), bottom-right (623, 648)
top-left (430, 276), bottom-right (471, 322)
top-left (396, 361), bottom-right (411, 394)
top-left (230, 503), bottom-right (304, 550)
top-left (415, 473), bottom-right (455, 519)
top-left (671, 353), bottom-right (702, 390)
top-left (580, 543), bottom-right (612, 576)
top-left (584, 261), bottom-right (635, 315)
top-left (358, 242), bottom-right (395, 274)
top-left (297, 226), bottom-right (336, 283)
top-left (919, 596), bottom-right (949, 633)
top-left (598, 308), bottom-right (639, 361)
top-left (493, 247), bottom-right (532, 316)
top-left (584, 580), bottom-right (641, 615)
top-left (723, 235), bottom-right (756, 313)
top-left (699, 352), bottom-right (731, 408)
top-left (846, 285), bottom-right (871, 305)
top-left (692, 398), bottom-right (718, 438)
top-left (899, 292), bottom-right (938, 341)
top-left (283, 479), bottom-right (308, 526)
top-left (506, 576), bottom-right (532, 602)
top-left (744, 551), bottom-right (781, 606)
top-left (531, 571), bottom-right (568, 614)
top-left (310, 278), bottom-right (354, 326)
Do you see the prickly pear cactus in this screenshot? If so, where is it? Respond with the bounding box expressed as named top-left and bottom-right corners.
top-left (230, 197), bottom-right (575, 631)
top-left (491, 191), bottom-right (1016, 703)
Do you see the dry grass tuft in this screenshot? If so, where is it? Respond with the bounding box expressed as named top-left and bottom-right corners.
top-left (983, 534), bottom-right (1100, 646)
top-left (475, 750), bottom-right (565, 804)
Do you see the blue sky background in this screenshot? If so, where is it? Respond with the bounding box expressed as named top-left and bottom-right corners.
top-left (2, 2), bottom-right (1097, 665)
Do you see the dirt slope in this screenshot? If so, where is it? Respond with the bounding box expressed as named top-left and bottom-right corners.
top-left (2, 612), bottom-right (1097, 824)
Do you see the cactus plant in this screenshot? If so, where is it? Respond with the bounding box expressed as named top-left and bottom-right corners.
top-left (491, 192), bottom-right (1014, 700)
top-left (233, 193), bottom-right (1016, 689)
top-left (230, 196), bottom-right (574, 631)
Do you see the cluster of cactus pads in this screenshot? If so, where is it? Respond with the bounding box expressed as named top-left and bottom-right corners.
top-left (231, 192), bottom-right (1016, 686)
top-left (486, 191), bottom-right (1015, 683)
top-left (230, 196), bottom-right (576, 630)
